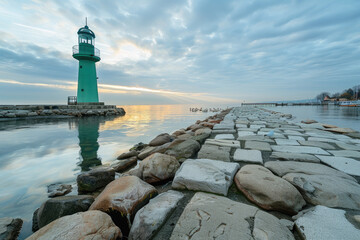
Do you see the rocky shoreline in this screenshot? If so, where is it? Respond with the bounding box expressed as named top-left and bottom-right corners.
top-left (1, 106), bottom-right (360, 239)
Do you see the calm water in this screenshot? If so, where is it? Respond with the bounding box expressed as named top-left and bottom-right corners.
top-left (266, 105), bottom-right (360, 132)
top-left (0, 104), bottom-right (215, 239)
top-left (0, 104), bottom-right (359, 238)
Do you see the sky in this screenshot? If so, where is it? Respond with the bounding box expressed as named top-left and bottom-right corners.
top-left (0, 0), bottom-right (360, 105)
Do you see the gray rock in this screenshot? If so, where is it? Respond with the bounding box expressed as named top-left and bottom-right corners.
top-left (328, 150), bottom-right (360, 158)
top-left (279, 219), bottom-right (294, 231)
top-left (138, 153), bottom-right (180, 184)
top-left (0, 218), bottom-right (23, 240)
top-left (288, 135), bottom-right (305, 141)
top-left (117, 150), bottom-right (138, 160)
top-left (149, 133), bottom-right (171, 146)
top-left (233, 149), bottom-right (263, 164)
top-left (197, 144), bottom-right (231, 162)
top-left (190, 133), bottom-right (210, 144)
top-left (138, 142), bottom-right (171, 160)
top-left (336, 142), bottom-right (360, 151)
top-left (165, 139), bottom-right (200, 160)
top-left (32, 195), bottom-right (94, 231)
top-left (238, 135), bottom-right (275, 143)
top-left (129, 191), bottom-right (184, 240)
top-left (211, 129), bottom-right (236, 134)
top-left (235, 165), bottom-right (305, 214)
top-left (213, 123), bottom-right (234, 130)
top-left (27, 211), bottom-right (122, 240)
top-left (258, 131), bottom-right (286, 139)
top-left (4, 113), bottom-right (16, 118)
top-left (270, 152), bottom-right (320, 163)
top-left (245, 141), bottom-right (271, 151)
top-left (47, 183), bottom-right (72, 198)
top-left (172, 159), bottom-right (239, 196)
top-left (298, 140), bottom-right (336, 150)
top-left (77, 167), bottom-right (115, 192)
top-left (110, 156), bottom-right (138, 172)
top-left (316, 155), bottom-right (360, 177)
top-left (294, 206), bottom-right (360, 240)
top-left (275, 139), bottom-right (300, 145)
top-left (237, 131), bottom-right (256, 137)
top-left (195, 127), bottom-right (212, 136)
top-left (271, 145), bottom-right (330, 155)
top-left (170, 192), bottom-right (295, 240)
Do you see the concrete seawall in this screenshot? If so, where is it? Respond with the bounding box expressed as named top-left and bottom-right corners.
top-left (0, 104), bottom-right (126, 120)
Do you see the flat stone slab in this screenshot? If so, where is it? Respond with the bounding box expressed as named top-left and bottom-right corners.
top-left (270, 152), bottom-right (320, 163)
top-left (236, 124), bottom-right (248, 128)
top-left (233, 149), bottom-right (263, 164)
top-left (288, 135), bottom-right (305, 141)
top-left (275, 139), bottom-right (300, 145)
top-left (316, 155), bottom-right (360, 177)
top-left (213, 123), bottom-right (234, 130)
top-left (336, 142), bottom-right (360, 151)
top-left (325, 127), bottom-right (357, 134)
top-left (294, 206), bottom-right (360, 240)
top-left (172, 159), bottom-right (240, 196)
top-left (258, 131), bottom-right (286, 139)
top-left (237, 131), bottom-right (255, 137)
top-left (129, 191), bottom-right (184, 240)
top-left (271, 145), bottom-right (330, 155)
top-left (237, 128), bottom-right (258, 132)
top-left (211, 129), bottom-right (236, 134)
top-left (245, 141), bottom-right (271, 151)
top-left (205, 139), bottom-right (241, 148)
top-left (307, 137), bottom-right (342, 144)
top-left (197, 144), bottom-right (231, 162)
top-left (283, 130), bottom-right (307, 136)
top-left (170, 192), bottom-right (295, 240)
top-left (298, 140), bottom-right (336, 150)
top-left (250, 124), bottom-right (266, 129)
top-left (238, 135), bottom-right (275, 143)
top-left (328, 150), bottom-right (360, 158)
top-left (215, 134), bottom-right (235, 140)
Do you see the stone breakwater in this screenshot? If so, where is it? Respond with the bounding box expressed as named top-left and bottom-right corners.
top-left (0, 104), bottom-right (125, 120)
top-left (2, 106), bottom-right (360, 239)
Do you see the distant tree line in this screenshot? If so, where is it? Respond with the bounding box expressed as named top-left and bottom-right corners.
top-left (316, 85), bottom-right (360, 101)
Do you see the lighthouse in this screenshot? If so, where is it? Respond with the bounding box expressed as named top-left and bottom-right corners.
top-left (72, 21), bottom-right (100, 103)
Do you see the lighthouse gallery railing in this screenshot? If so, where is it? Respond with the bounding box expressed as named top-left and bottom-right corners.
top-left (72, 45), bottom-right (100, 58)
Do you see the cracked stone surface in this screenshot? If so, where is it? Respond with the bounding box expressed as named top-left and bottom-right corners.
top-left (172, 159), bottom-right (239, 196)
top-left (316, 155), bottom-right (360, 177)
top-left (129, 191), bottom-right (184, 240)
top-left (170, 192), bottom-right (294, 240)
top-left (294, 206), bottom-right (360, 240)
top-left (271, 145), bottom-right (330, 155)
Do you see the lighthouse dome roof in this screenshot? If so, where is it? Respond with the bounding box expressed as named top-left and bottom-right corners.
top-left (77, 25), bottom-right (95, 38)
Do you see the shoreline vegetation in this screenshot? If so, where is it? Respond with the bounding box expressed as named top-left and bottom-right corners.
top-left (2, 106), bottom-right (360, 239)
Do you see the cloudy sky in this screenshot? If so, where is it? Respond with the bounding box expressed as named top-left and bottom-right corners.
top-left (0, 0), bottom-right (359, 105)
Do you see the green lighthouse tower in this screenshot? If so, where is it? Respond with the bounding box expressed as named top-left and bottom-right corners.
top-left (72, 21), bottom-right (100, 103)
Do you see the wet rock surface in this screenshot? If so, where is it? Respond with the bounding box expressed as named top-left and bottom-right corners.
top-left (0, 217), bottom-right (23, 240)
top-left (76, 167), bottom-right (115, 193)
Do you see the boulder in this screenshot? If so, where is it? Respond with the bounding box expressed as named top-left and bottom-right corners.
top-left (234, 165), bottom-right (306, 214)
top-left (149, 133), bottom-right (171, 146)
top-left (0, 218), bottom-right (23, 240)
top-left (110, 156), bottom-right (138, 172)
top-left (171, 129), bottom-right (186, 137)
top-left (129, 191), bottom-right (184, 240)
top-left (138, 142), bottom-right (171, 160)
top-left (172, 159), bottom-right (239, 196)
top-left (165, 139), bottom-right (200, 161)
top-left (194, 127), bottom-right (212, 136)
top-left (117, 150), bottom-right (137, 160)
top-left (27, 210), bottom-right (122, 240)
top-left (190, 133), bottom-right (210, 144)
top-left (294, 206), bottom-right (360, 240)
top-left (197, 144), bottom-right (230, 162)
top-left (170, 192), bottom-right (294, 240)
top-left (47, 183), bottom-right (72, 198)
top-left (77, 167), bottom-right (115, 192)
top-left (32, 195), bottom-right (94, 231)
top-left (89, 176), bottom-right (157, 236)
top-left (138, 153), bottom-right (180, 184)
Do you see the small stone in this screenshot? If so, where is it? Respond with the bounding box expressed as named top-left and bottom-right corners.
top-left (233, 149), bottom-right (263, 164)
top-left (47, 183), bottom-right (72, 198)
